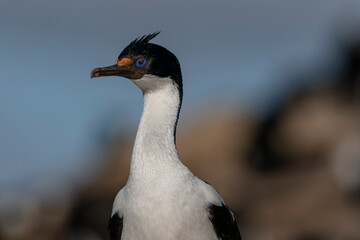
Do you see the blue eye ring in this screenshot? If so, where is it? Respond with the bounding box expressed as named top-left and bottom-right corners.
top-left (135, 58), bottom-right (147, 68)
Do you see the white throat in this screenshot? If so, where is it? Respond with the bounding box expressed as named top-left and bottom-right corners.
top-left (128, 75), bottom-right (184, 183)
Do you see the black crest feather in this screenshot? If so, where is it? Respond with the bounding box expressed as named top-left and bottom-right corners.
top-left (128, 31), bottom-right (160, 49)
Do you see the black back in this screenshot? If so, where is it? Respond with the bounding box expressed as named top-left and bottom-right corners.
top-left (208, 204), bottom-right (242, 240)
top-left (108, 214), bottom-right (123, 240)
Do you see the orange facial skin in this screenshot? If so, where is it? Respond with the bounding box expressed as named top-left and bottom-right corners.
top-left (116, 58), bottom-right (133, 67)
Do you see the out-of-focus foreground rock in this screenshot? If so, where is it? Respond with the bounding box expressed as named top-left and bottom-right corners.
top-left (2, 39), bottom-right (360, 240)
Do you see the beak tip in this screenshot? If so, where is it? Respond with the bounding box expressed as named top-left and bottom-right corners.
top-left (90, 68), bottom-right (100, 79)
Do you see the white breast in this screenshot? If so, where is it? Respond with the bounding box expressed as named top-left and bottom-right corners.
top-left (114, 175), bottom-right (221, 240)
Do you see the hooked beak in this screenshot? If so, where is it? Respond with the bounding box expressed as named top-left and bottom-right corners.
top-left (91, 58), bottom-right (145, 80)
top-left (90, 64), bottom-right (137, 79)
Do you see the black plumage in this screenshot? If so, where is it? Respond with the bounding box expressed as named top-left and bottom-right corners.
top-left (108, 214), bottom-right (123, 240)
top-left (208, 204), bottom-right (242, 240)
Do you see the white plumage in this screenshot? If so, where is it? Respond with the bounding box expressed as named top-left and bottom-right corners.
top-left (112, 76), bottom-right (224, 240)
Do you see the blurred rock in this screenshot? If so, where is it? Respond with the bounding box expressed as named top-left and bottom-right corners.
top-left (247, 38), bottom-right (360, 171)
top-left (0, 196), bottom-right (71, 240)
top-left (331, 131), bottom-right (360, 196)
top-left (273, 90), bottom-right (360, 165)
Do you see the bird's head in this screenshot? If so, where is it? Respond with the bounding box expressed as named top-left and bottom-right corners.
top-left (91, 32), bottom-right (182, 94)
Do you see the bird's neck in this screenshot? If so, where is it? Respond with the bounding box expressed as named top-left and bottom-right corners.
top-left (129, 81), bottom-right (184, 183)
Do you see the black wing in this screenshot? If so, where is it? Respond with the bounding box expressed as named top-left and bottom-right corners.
top-left (108, 213), bottom-right (123, 240)
top-left (208, 204), bottom-right (242, 240)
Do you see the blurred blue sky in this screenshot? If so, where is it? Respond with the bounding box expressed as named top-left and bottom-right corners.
top-left (1, 0), bottom-right (360, 201)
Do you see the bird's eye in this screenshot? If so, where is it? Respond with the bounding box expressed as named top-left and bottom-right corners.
top-left (135, 58), bottom-right (147, 68)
